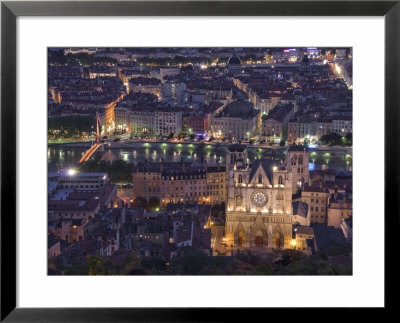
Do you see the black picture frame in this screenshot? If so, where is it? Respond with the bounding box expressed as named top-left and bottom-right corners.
top-left (1, 0), bottom-right (398, 321)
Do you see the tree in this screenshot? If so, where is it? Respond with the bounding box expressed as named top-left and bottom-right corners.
top-left (132, 197), bottom-right (148, 209)
top-left (110, 253), bottom-right (140, 274)
top-left (326, 242), bottom-right (352, 257)
top-left (77, 159), bottom-right (134, 184)
top-left (140, 257), bottom-right (167, 273)
top-left (48, 51), bottom-right (117, 66)
top-left (63, 260), bottom-right (90, 275)
top-left (344, 133), bottom-right (352, 146)
top-left (279, 139), bottom-right (285, 147)
top-left (48, 115), bottom-right (96, 138)
top-left (319, 132), bottom-right (343, 146)
top-left (168, 132), bottom-right (174, 140)
top-left (274, 249), bottom-right (304, 267)
top-left (148, 197), bottom-right (160, 210)
top-left (172, 247), bottom-right (209, 275)
top-left (88, 255), bottom-right (113, 275)
top-left (252, 263), bottom-right (273, 275)
top-left (126, 267), bottom-right (149, 275)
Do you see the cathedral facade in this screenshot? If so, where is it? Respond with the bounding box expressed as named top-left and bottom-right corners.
top-left (225, 144), bottom-right (309, 249)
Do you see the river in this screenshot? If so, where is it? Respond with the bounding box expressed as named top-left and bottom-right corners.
top-left (48, 142), bottom-right (352, 173)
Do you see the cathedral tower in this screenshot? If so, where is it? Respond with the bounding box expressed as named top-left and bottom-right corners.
top-left (285, 146), bottom-right (309, 194)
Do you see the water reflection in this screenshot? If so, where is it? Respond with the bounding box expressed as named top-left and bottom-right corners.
top-left (59, 150), bottom-right (65, 164)
top-left (121, 152), bottom-right (129, 162)
top-left (47, 143), bottom-right (352, 173)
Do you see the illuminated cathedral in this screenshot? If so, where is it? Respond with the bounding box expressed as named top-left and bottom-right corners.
top-left (225, 144), bottom-right (309, 249)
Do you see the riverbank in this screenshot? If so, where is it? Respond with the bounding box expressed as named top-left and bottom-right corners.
top-left (48, 142), bottom-right (352, 173)
top-left (48, 139), bottom-right (352, 156)
top-left (47, 140), bottom-right (353, 152)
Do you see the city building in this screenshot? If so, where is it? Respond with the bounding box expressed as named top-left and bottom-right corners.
top-left (315, 120), bottom-right (333, 138)
top-left (271, 48), bottom-right (298, 63)
top-left (129, 77), bottom-right (162, 98)
top-left (206, 164), bottom-right (227, 205)
top-left (327, 190), bottom-right (353, 228)
top-left (128, 106), bottom-right (184, 137)
top-left (57, 172), bottom-right (110, 191)
top-left (293, 226), bottom-right (315, 252)
top-left (262, 102), bottom-right (294, 144)
top-left (301, 185), bottom-right (330, 224)
top-left (287, 115), bottom-right (316, 144)
top-left (227, 54), bottom-right (242, 74)
top-left (162, 81), bottom-right (187, 106)
top-left (155, 108), bottom-right (183, 137)
top-left (132, 160), bottom-right (226, 207)
top-left (332, 117), bottom-right (352, 135)
top-left (88, 65), bottom-right (117, 78)
top-left (114, 105), bottom-right (131, 133)
top-left (151, 67), bottom-right (181, 82)
top-left (189, 115), bottom-right (209, 134)
top-left (213, 100), bottom-right (261, 140)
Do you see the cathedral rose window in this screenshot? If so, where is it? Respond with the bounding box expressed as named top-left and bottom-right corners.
top-left (252, 192), bottom-right (268, 207)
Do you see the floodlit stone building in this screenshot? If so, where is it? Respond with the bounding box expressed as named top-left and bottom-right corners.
top-left (225, 145), bottom-right (309, 249)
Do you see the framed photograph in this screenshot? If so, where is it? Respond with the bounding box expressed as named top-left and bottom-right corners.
top-left (1, 0), bottom-right (398, 321)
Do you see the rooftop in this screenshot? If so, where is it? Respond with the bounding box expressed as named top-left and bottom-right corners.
top-left (295, 226), bottom-right (314, 235)
top-left (216, 100), bottom-right (259, 119)
top-left (249, 158), bottom-right (279, 183)
top-left (292, 201), bottom-right (308, 218)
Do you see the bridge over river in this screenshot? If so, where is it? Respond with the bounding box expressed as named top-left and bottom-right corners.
top-left (78, 112), bottom-right (104, 163)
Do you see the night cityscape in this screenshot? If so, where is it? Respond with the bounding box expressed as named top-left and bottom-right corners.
top-left (48, 47), bottom-right (352, 275)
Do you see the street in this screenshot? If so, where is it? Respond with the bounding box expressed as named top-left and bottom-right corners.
top-left (211, 226), bottom-right (225, 256)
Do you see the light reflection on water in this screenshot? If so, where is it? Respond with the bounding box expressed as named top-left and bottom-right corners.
top-left (47, 143), bottom-right (352, 173)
